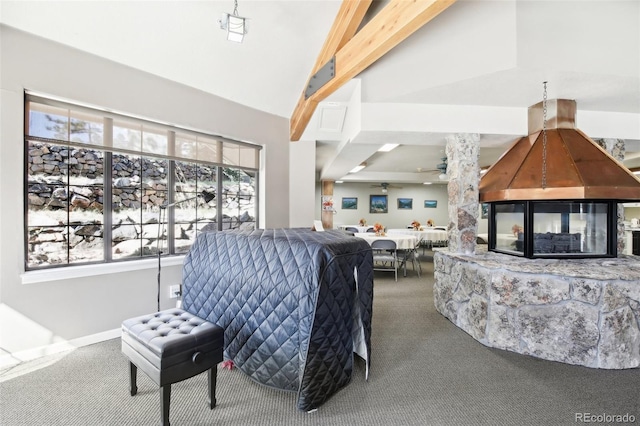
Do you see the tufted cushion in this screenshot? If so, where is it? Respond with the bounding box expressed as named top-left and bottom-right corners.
top-left (122, 308), bottom-right (223, 371)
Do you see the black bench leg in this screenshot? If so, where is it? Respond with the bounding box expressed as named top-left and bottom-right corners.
top-left (208, 367), bottom-right (217, 409)
top-left (161, 384), bottom-right (171, 426)
top-left (129, 362), bottom-right (138, 396)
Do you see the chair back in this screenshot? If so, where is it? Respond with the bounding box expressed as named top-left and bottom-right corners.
top-left (371, 239), bottom-right (397, 251)
top-left (370, 238), bottom-right (398, 280)
top-left (345, 227), bottom-right (359, 233)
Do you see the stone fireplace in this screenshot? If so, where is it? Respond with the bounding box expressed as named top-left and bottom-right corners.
top-left (479, 99), bottom-right (640, 259)
top-left (434, 99), bottom-right (640, 369)
top-left (433, 247), bottom-right (640, 369)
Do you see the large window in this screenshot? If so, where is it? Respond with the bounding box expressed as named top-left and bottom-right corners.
top-left (25, 94), bottom-right (260, 270)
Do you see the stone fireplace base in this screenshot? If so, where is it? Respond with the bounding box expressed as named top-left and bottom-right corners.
top-left (434, 247), bottom-right (640, 369)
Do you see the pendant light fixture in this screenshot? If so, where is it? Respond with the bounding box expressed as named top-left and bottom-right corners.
top-left (218, 0), bottom-right (248, 43)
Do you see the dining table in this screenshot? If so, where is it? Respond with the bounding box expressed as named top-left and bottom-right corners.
top-left (386, 228), bottom-right (448, 245)
top-left (353, 232), bottom-right (418, 250)
top-left (339, 225), bottom-right (374, 233)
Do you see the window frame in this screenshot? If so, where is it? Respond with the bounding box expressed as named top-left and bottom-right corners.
top-left (24, 92), bottom-right (260, 271)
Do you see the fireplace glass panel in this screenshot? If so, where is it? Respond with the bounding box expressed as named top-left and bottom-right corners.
top-left (494, 203), bottom-right (525, 254)
top-left (489, 200), bottom-right (614, 258)
top-left (532, 202), bottom-right (608, 255)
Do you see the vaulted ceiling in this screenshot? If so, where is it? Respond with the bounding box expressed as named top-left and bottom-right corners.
top-left (2, 0), bottom-right (639, 184)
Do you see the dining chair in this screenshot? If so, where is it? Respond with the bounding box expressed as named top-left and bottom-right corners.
top-left (371, 239), bottom-right (398, 281)
top-left (420, 239), bottom-right (430, 255)
top-left (345, 227), bottom-right (359, 233)
top-left (366, 227), bottom-right (376, 233)
top-left (398, 240), bottom-right (421, 278)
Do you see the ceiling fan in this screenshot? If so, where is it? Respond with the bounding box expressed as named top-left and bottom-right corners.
top-left (371, 182), bottom-right (402, 192)
top-left (416, 157), bottom-right (448, 181)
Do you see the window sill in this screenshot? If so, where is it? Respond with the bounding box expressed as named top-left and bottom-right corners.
top-left (21, 256), bottom-right (186, 284)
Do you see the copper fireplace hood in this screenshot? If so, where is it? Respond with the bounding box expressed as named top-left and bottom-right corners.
top-left (479, 99), bottom-right (640, 202)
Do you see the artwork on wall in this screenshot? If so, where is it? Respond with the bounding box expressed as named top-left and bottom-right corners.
top-left (424, 200), bottom-right (438, 208)
top-left (342, 197), bottom-right (358, 210)
top-left (397, 198), bottom-right (413, 210)
top-left (321, 196), bottom-right (334, 212)
top-left (370, 195), bottom-right (388, 213)
top-left (481, 203), bottom-right (489, 219)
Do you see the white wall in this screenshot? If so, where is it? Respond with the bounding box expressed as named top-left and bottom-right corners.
top-left (289, 140), bottom-right (316, 227)
top-left (322, 183), bottom-right (449, 229)
top-left (315, 182), bottom-right (490, 232)
top-left (0, 25), bottom-right (291, 361)
top-left (624, 207), bottom-right (640, 221)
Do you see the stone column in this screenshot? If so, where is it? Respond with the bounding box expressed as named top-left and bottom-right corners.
top-left (595, 138), bottom-right (626, 255)
top-left (446, 133), bottom-right (480, 254)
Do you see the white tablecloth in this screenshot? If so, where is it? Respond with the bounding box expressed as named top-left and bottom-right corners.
top-left (339, 225), bottom-right (374, 233)
top-left (354, 233), bottom-right (418, 250)
top-left (386, 228), bottom-right (447, 243)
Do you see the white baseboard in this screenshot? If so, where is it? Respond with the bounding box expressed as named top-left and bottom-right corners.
top-left (0, 328), bottom-right (120, 370)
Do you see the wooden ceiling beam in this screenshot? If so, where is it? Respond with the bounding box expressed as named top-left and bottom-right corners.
top-left (290, 0), bottom-right (457, 141)
top-left (289, 0), bottom-right (373, 142)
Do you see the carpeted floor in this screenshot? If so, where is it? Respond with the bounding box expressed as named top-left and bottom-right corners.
top-left (1, 259), bottom-right (638, 426)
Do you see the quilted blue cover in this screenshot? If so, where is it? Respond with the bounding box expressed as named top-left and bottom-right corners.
top-left (181, 228), bottom-right (374, 411)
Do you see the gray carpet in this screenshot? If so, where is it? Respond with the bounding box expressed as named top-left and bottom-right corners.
top-left (1, 259), bottom-right (638, 426)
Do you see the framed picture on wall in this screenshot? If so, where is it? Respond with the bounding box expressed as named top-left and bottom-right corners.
top-left (321, 196), bottom-right (334, 212)
top-left (370, 195), bottom-right (388, 213)
top-left (397, 198), bottom-right (413, 209)
top-left (481, 203), bottom-right (489, 219)
top-left (424, 200), bottom-right (438, 208)
top-left (342, 197), bottom-right (358, 210)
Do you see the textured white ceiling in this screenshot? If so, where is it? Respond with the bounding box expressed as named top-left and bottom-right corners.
top-left (2, 0), bottom-right (639, 183)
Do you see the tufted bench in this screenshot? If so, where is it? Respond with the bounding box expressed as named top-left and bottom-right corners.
top-left (121, 308), bottom-right (224, 426)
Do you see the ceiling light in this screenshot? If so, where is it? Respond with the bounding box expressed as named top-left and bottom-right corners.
top-left (423, 182), bottom-right (432, 185)
top-left (378, 143), bottom-right (399, 152)
top-left (349, 162), bottom-right (366, 174)
top-left (218, 0), bottom-right (248, 43)
top-left (335, 180), bottom-right (344, 183)
top-left (633, 171), bottom-right (640, 175)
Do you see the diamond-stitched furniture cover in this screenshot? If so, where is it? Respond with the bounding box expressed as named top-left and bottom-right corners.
top-left (181, 228), bottom-right (374, 411)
